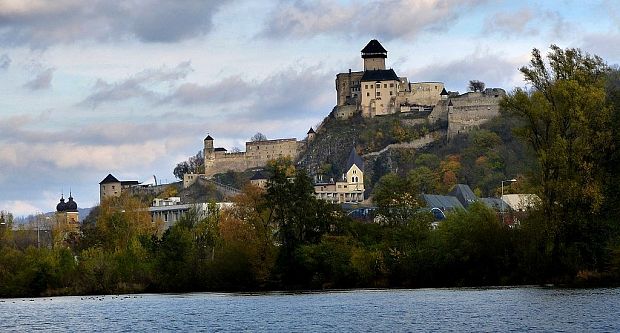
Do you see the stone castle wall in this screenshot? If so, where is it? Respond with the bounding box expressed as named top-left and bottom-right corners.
top-left (204, 138), bottom-right (306, 177)
top-left (446, 90), bottom-right (505, 140)
top-left (398, 82), bottom-right (444, 106)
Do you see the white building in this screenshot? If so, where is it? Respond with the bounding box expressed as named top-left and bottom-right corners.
top-left (314, 148), bottom-right (365, 204)
top-left (149, 197), bottom-right (232, 229)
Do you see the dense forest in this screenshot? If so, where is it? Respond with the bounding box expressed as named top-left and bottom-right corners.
top-left (1, 45), bottom-right (620, 297)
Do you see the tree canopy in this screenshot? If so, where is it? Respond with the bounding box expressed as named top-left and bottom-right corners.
top-left (501, 45), bottom-right (616, 278)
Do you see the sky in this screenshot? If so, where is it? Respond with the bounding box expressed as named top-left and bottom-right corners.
top-left (1, 0), bottom-right (619, 216)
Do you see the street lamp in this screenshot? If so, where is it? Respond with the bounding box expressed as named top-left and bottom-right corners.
top-left (500, 178), bottom-right (517, 225)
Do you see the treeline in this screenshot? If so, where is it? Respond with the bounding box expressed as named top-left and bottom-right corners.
top-left (1, 159), bottom-right (619, 298)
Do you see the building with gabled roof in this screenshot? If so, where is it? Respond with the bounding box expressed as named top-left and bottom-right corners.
top-left (99, 173), bottom-right (139, 202)
top-left (450, 184), bottom-right (478, 208)
top-left (314, 147), bottom-right (365, 204)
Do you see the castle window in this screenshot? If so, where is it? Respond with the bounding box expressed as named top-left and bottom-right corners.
top-left (376, 92), bottom-right (380, 96)
top-left (112, 185), bottom-right (115, 189)
top-left (384, 84), bottom-right (387, 88)
top-left (390, 83), bottom-right (394, 88)
top-left (365, 84), bottom-right (368, 89)
top-left (390, 91), bottom-right (393, 96)
top-left (367, 92), bottom-right (370, 96)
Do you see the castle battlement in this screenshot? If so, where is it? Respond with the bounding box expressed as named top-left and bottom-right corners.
top-left (199, 135), bottom-right (307, 179)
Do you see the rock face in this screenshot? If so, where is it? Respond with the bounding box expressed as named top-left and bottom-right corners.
top-left (297, 115), bottom-right (365, 180)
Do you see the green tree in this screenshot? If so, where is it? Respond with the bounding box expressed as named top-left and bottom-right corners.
top-left (265, 158), bottom-right (336, 283)
top-left (372, 173), bottom-right (422, 225)
top-left (501, 45), bottom-right (613, 278)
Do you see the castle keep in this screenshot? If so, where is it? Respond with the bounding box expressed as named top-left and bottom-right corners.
top-left (335, 39), bottom-right (446, 118)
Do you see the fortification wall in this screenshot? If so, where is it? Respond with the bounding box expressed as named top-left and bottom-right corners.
top-left (402, 82), bottom-right (444, 106)
top-left (428, 100), bottom-right (449, 124)
top-left (204, 138), bottom-right (304, 177)
top-left (447, 96), bottom-right (502, 140)
top-left (334, 105), bottom-right (357, 119)
top-left (205, 156), bottom-right (248, 177)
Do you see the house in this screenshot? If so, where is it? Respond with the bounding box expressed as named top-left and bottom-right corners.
top-left (501, 194), bottom-right (540, 212)
top-left (149, 197), bottom-right (232, 229)
top-left (314, 147), bottom-right (365, 204)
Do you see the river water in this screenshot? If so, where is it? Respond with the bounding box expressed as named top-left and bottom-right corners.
top-left (1, 287), bottom-right (619, 332)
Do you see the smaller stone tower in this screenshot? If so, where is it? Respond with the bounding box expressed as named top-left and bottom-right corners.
top-left (440, 88), bottom-right (449, 100)
top-left (307, 127), bottom-right (316, 142)
top-left (361, 39), bottom-right (387, 71)
top-left (204, 135), bottom-right (215, 171)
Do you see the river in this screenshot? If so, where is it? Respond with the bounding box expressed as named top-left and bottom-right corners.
top-left (1, 287), bottom-right (619, 332)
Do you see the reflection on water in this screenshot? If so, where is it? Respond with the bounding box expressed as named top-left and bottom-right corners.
top-left (1, 287), bottom-right (619, 332)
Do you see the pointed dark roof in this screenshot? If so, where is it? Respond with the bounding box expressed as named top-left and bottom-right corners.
top-left (360, 69), bottom-right (399, 82)
top-left (449, 184), bottom-right (478, 207)
top-left (421, 194), bottom-right (464, 211)
top-left (205, 135), bottom-right (213, 141)
top-left (307, 127), bottom-right (316, 134)
top-left (448, 100), bottom-right (453, 106)
top-left (440, 87), bottom-right (449, 95)
top-left (361, 39), bottom-right (387, 57)
top-left (99, 174), bottom-right (120, 184)
top-left (346, 147), bottom-right (364, 171)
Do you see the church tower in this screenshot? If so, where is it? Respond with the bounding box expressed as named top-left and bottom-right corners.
top-left (361, 39), bottom-right (387, 71)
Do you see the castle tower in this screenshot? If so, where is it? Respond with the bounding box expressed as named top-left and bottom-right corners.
top-left (361, 39), bottom-right (387, 71)
top-left (440, 88), bottom-right (449, 100)
top-left (307, 127), bottom-right (316, 142)
top-left (204, 135), bottom-right (215, 172)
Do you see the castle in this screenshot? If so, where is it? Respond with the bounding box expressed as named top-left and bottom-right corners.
top-left (334, 39), bottom-right (505, 139)
top-left (185, 39), bottom-right (505, 186)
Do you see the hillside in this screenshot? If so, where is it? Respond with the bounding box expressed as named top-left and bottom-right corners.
top-left (298, 110), bottom-right (441, 183)
top-left (297, 109), bottom-right (536, 197)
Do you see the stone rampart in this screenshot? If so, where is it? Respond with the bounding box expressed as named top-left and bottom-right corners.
top-left (447, 97), bottom-right (502, 140)
top-left (204, 137), bottom-right (305, 177)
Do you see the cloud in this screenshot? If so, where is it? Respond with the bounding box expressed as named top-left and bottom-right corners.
top-left (483, 7), bottom-right (571, 39)
top-left (79, 61), bottom-right (192, 108)
top-left (580, 33), bottom-right (620, 63)
top-left (409, 51), bottom-right (522, 92)
top-left (163, 66), bottom-right (333, 120)
top-left (163, 76), bottom-right (251, 106)
top-left (0, 1), bottom-right (232, 47)
top-left (23, 67), bottom-right (55, 90)
top-left (0, 53), bottom-right (10, 70)
top-left (260, 0), bottom-right (486, 41)
top-left (483, 8), bottom-right (537, 35)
